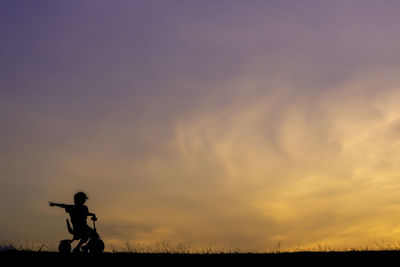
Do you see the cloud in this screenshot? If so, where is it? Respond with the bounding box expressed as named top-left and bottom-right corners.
top-left (132, 70), bottom-right (400, 249)
top-left (3, 65), bottom-right (400, 250)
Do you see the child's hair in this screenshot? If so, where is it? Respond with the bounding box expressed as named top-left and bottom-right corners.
top-left (74, 192), bottom-right (88, 205)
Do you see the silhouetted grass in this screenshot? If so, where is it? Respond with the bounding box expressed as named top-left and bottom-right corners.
top-left (0, 240), bottom-right (49, 252)
top-left (114, 239), bottom-right (400, 255)
top-left (4, 239), bottom-right (400, 267)
top-left (2, 249), bottom-right (400, 266)
top-left (5, 239), bottom-right (400, 254)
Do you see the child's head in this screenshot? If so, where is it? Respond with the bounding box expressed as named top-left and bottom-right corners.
top-left (74, 192), bottom-right (88, 205)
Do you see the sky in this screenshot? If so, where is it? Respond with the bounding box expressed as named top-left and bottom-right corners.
top-left (2, 0), bottom-right (400, 251)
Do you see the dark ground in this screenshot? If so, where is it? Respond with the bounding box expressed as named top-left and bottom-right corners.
top-left (2, 250), bottom-right (400, 266)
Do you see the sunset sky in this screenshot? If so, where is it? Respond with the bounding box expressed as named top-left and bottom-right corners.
top-left (2, 0), bottom-right (400, 251)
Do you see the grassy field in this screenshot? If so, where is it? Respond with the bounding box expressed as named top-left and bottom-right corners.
top-left (2, 250), bottom-right (400, 265)
top-left (3, 240), bottom-right (400, 265)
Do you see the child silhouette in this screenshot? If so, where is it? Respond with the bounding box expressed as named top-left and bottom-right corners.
top-left (49, 192), bottom-right (97, 253)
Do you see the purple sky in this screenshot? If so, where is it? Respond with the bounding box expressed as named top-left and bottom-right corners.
top-left (2, 1), bottom-right (400, 251)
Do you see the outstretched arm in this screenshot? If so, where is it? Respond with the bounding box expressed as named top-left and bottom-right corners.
top-left (48, 202), bottom-right (68, 208)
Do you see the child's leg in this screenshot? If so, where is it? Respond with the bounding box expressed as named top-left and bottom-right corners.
top-left (73, 239), bottom-right (86, 253)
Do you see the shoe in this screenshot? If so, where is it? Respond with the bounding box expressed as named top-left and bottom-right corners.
top-left (81, 245), bottom-right (89, 253)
